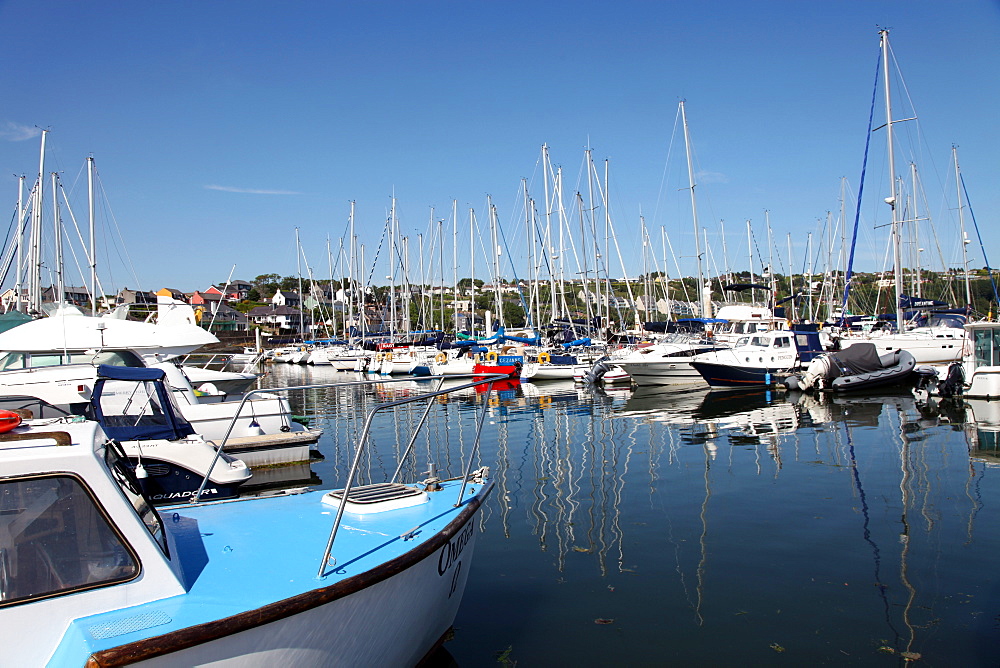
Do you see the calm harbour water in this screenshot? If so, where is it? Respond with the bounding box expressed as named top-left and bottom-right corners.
top-left (258, 364), bottom-right (1000, 667)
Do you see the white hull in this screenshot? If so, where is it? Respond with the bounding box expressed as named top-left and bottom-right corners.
top-left (521, 363), bottom-right (588, 381)
top-left (611, 338), bottom-right (724, 387)
top-left (305, 349), bottom-right (332, 365)
top-left (115, 514), bottom-right (480, 668)
top-left (379, 358), bottom-right (416, 375)
top-left (600, 366), bottom-right (633, 385)
top-left (326, 351), bottom-right (370, 371)
top-left (838, 327), bottom-right (967, 365)
top-left (965, 366), bottom-right (1000, 399)
top-left (329, 357), bottom-right (362, 371)
top-left (430, 359), bottom-right (479, 376)
top-left (612, 360), bottom-right (704, 386)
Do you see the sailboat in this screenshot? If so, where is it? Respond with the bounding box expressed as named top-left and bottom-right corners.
top-left (836, 29), bottom-right (971, 365)
top-left (609, 103), bottom-right (710, 387)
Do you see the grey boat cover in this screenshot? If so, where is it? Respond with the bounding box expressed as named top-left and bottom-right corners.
top-left (827, 342), bottom-right (885, 378)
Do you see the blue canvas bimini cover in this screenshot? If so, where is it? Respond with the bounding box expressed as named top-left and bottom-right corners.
top-left (96, 364), bottom-right (167, 382)
top-left (92, 364), bottom-right (194, 441)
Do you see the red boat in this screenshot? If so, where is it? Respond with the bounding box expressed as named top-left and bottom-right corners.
top-left (473, 363), bottom-right (519, 379)
top-left (472, 362), bottom-right (521, 392)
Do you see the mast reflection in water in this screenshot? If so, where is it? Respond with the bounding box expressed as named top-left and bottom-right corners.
top-left (260, 365), bottom-right (999, 666)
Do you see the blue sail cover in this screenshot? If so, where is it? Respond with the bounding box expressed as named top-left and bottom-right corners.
top-left (899, 294), bottom-right (950, 310)
top-left (92, 364), bottom-right (195, 441)
top-left (501, 333), bottom-right (542, 345)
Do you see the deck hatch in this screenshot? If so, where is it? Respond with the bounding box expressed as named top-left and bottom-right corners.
top-left (327, 483), bottom-right (422, 504)
top-left (88, 610), bottom-right (172, 639)
top-left (321, 483), bottom-right (429, 514)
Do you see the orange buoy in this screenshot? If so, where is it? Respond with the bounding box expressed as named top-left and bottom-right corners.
top-left (0, 410), bottom-right (22, 433)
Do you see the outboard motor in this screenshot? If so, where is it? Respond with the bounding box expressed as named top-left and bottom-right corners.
top-left (579, 356), bottom-right (612, 385)
top-left (936, 362), bottom-right (965, 398)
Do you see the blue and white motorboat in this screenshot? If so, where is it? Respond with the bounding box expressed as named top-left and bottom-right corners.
top-left (0, 375), bottom-right (499, 666)
top-left (90, 364), bottom-right (253, 503)
top-left (689, 328), bottom-right (825, 389)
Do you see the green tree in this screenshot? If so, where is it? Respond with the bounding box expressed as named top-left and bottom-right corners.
top-left (254, 274), bottom-right (281, 298)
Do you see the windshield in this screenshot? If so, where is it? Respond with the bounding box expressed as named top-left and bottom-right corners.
top-left (104, 441), bottom-right (168, 556)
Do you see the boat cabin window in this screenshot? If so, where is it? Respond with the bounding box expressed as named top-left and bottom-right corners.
top-left (927, 314), bottom-right (967, 330)
top-left (0, 350), bottom-right (145, 371)
top-left (749, 336), bottom-right (768, 347)
top-left (104, 441), bottom-right (168, 556)
top-left (773, 337), bottom-right (792, 349)
top-left (973, 328), bottom-right (1000, 368)
top-left (0, 474), bottom-right (139, 607)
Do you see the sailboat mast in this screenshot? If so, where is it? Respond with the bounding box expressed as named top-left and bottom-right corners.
top-left (87, 157), bottom-right (97, 313)
top-left (336, 237), bottom-right (345, 337)
top-left (418, 232), bottom-right (426, 331)
top-left (469, 207), bottom-right (476, 337)
top-left (389, 197), bottom-right (397, 336)
top-left (52, 172), bottom-right (63, 305)
top-left (438, 217), bottom-right (445, 331)
top-left (807, 232), bottom-right (814, 320)
top-left (402, 235), bottom-right (410, 332)
top-left (29, 130), bottom-right (47, 314)
top-left (836, 178), bottom-right (847, 320)
top-left (489, 198), bottom-right (503, 328)
top-left (359, 243), bottom-right (367, 339)
top-left (348, 201), bottom-right (356, 338)
top-left (719, 220), bottom-right (731, 287)
top-left (452, 200), bottom-right (458, 334)
top-left (880, 28), bottom-right (906, 331)
top-left (555, 166), bottom-right (569, 332)
top-left (15, 175), bottom-right (25, 312)
top-left (952, 146), bottom-right (972, 310)
top-left (585, 149), bottom-right (601, 327)
top-left (326, 236), bottom-right (335, 337)
top-left (295, 227), bottom-right (305, 338)
top-left (785, 232), bottom-right (792, 297)
top-left (523, 179), bottom-right (537, 329)
top-left (765, 210), bottom-right (775, 306)
top-left (746, 219), bottom-right (754, 305)
top-left (578, 193), bottom-right (595, 328)
top-left (680, 101), bottom-right (705, 318)
top-left (542, 145), bottom-right (556, 324)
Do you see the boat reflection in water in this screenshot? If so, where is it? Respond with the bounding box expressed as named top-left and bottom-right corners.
top-left (258, 363), bottom-right (1000, 667)
top-left (963, 398), bottom-right (1000, 467)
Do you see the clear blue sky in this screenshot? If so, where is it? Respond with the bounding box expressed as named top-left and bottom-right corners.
top-left (2, 1), bottom-right (998, 295)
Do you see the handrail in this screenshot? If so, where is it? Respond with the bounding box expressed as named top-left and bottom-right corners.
top-left (316, 374), bottom-right (503, 577)
top-left (177, 353), bottom-right (234, 369)
top-left (389, 376), bottom-right (446, 483)
top-left (187, 373), bottom-right (508, 575)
